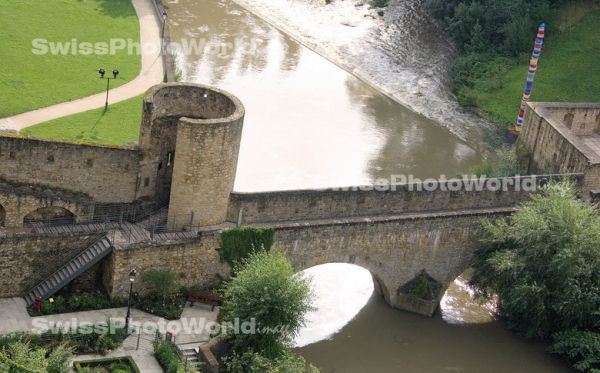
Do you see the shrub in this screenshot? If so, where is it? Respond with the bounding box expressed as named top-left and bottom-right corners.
top-left (31, 293), bottom-right (126, 316)
top-left (142, 269), bottom-right (179, 300)
top-left (221, 349), bottom-right (319, 373)
top-left (221, 252), bottom-right (313, 358)
top-left (471, 181), bottom-right (600, 338)
top-left (220, 227), bottom-right (275, 268)
top-left (549, 330), bottom-right (600, 372)
top-left (0, 341), bottom-right (71, 372)
top-left (133, 292), bottom-right (186, 320)
top-left (154, 340), bottom-right (194, 373)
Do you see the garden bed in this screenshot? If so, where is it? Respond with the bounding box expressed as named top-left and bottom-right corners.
top-left (74, 356), bottom-right (140, 373)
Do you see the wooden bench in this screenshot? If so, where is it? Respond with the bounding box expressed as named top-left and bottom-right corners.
top-left (188, 290), bottom-right (221, 311)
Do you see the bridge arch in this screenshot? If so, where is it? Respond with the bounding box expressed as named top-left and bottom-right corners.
top-left (23, 206), bottom-right (76, 227)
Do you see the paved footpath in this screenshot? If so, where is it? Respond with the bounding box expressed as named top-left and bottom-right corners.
top-left (0, 297), bottom-right (217, 372)
top-left (0, 0), bottom-right (164, 132)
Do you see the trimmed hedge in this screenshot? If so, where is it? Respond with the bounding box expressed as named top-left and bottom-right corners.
top-left (220, 227), bottom-right (275, 267)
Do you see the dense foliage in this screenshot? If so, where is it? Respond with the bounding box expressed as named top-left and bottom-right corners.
top-left (0, 339), bottom-right (71, 373)
top-left (220, 227), bottom-right (275, 268)
top-left (154, 340), bottom-right (195, 373)
top-left (423, 0), bottom-right (582, 120)
top-left (221, 349), bottom-right (318, 373)
top-left (74, 357), bottom-right (140, 373)
top-left (471, 182), bottom-right (600, 371)
top-left (425, 0), bottom-right (565, 54)
top-left (220, 252), bottom-right (315, 372)
top-left (29, 293), bottom-right (126, 316)
top-left (42, 327), bottom-right (128, 356)
top-left (469, 146), bottom-right (528, 177)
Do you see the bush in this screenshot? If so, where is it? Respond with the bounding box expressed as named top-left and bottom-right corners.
top-left (220, 227), bottom-right (275, 268)
top-left (469, 146), bottom-right (526, 177)
top-left (31, 293), bottom-right (126, 316)
top-left (142, 269), bottom-right (179, 300)
top-left (0, 341), bottom-right (71, 372)
top-left (221, 252), bottom-right (313, 358)
top-left (471, 181), bottom-right (600, 338)
top-left (133, 292), bottom-right (187, 320)
top-left (221, 349), bottom-right (319, 373)
top-left (41, 326), bottom-right (128, 355)
top-left (549, 330), bottom-right (600, 372)
top-left (154, 340), bottom-right (194, 373)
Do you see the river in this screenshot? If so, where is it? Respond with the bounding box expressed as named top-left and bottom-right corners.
top-left (166, 0), bottom-right (570, 371)
top-left (167, 0), bottom-right (482, 192)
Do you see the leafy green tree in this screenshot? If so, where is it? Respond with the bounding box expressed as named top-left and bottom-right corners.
top-left (549, 330), bottom-right (600, 372)
top-left (0, 342), bottom-right (71, 373)
top-left (471, 181), bottom-right (600, 339)
top-left (221, 252), bottom-right (313, 359)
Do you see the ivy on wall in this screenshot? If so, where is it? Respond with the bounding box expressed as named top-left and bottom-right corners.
top-left (219, 227), bottom-right (275, 267)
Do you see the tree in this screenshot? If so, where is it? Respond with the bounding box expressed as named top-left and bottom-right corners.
top-left (221, 251), bottom-right (313, 359)
top-left (0, 341), bottom-right (71, 373)
top-left (471, 182), bottom-right (600, 338)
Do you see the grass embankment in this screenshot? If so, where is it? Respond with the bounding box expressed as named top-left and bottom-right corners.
top-left (22, 95), bottom-right (143, 145)
top-left (0, 0), bottom-right (140, 117)
top-left (475, 9), bottom-right (600, 126)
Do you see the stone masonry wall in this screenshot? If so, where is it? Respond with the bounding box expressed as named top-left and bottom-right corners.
top-left (106, 208), bottom-right (510, 313)
top-left (518, 103), bottom-right (600, 196)
top-left (0, 136), bottom-right (140, 203)
top-left (0, 182), bottom-right (94, 228)
top-left (227, 175), bottom-right (575, 224)
top-left (545, 103), bottom-right (600, 136)
top-left (103, 232), bottom-right (228, 298)
top-left (0, 233), bottom-right (103, 297)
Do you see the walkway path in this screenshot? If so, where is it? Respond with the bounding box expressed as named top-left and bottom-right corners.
top-left (0, 297), bottom-right (218, 372)
top-left (0, 0), bottom-right (164, 132)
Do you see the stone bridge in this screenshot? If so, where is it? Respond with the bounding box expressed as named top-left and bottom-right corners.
top-left (0, 83), bottom-right (596, 316)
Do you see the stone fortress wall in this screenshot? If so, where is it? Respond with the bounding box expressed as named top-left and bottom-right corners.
top-left (518, 102), bottom-right (600, 196)
top-left (0, 83), bottom-right (596, 315)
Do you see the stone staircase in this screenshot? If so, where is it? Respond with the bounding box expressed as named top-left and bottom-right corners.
top-left (23, 235), bottom-right (113, 306)
top-left (179, 343), bottom-right (205, 372)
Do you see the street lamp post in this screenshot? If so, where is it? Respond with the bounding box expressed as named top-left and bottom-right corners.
top-left (125, 269), bottom-right (137, 331)
top-left (98, 68), bottom-right (120, 112)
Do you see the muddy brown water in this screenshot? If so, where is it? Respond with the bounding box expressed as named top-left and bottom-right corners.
top-left (168, 0), bottom-right (482, 192)
top-left (167, 0), bottom-right (571, 371)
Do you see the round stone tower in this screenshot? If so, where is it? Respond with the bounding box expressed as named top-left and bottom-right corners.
top-left (138, 83), bottom-right (245, 230)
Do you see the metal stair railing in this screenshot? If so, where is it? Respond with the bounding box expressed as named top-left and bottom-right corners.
top-left (22, 235), bottom-right (113, 306)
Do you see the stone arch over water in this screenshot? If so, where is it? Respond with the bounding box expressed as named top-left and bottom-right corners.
top-left (23, 206), bottom-right (76, 227)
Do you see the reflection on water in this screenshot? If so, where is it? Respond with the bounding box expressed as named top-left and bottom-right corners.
top-left (168, 0), bottom-right (483, 192)
top-left (296, 276), bottom-right (572, 373)
top-left (294, 264), bottom-right (374, 348)
top-left (440, 273), bottom-right (497, 325)
top-left (167, 1), bottom-right (569, 370)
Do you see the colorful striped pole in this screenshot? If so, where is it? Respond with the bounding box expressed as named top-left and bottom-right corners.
top-left (515, 22), bottom-right (545, 132)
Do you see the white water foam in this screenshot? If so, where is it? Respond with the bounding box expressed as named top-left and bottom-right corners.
top-left (294, 263), bottom-right (374, 347)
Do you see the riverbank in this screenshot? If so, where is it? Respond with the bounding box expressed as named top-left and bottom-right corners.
top-left (476, 9), bottom-right (600, 126)
top-left (229, 0), bottom-right (493, 143)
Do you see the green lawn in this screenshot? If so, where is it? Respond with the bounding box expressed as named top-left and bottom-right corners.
top-left (22, 95), bottom-right (143, 146)
top-left (477, 10), bottom-right (600, 125)
top-left (0, 0), bottom-right (140, 117)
